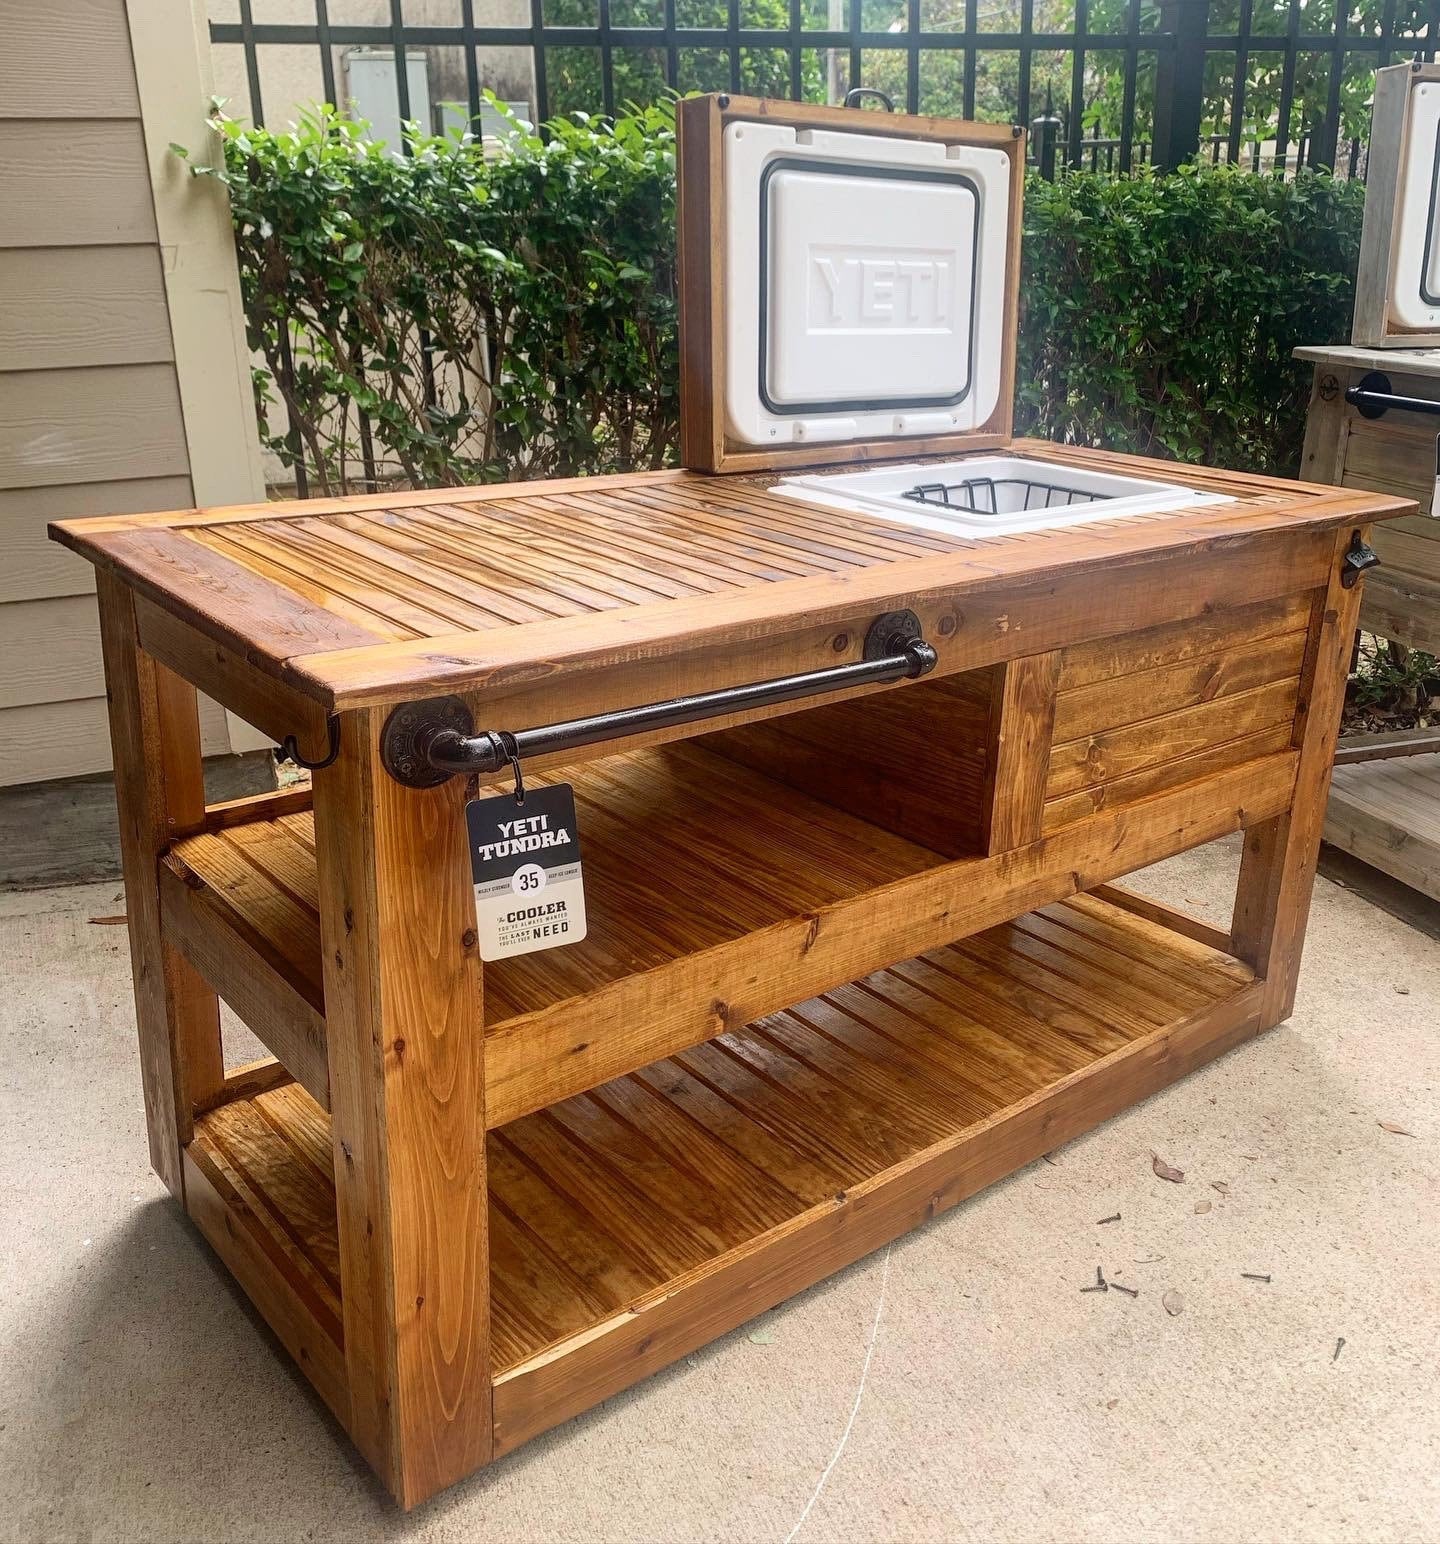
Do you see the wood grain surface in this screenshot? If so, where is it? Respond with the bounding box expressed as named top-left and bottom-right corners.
top-left (160, 734), bottom-right (1298, 1135)
top-left (96, 573), bottom-right (221, 1196)
top-left (311, 710), bottom-right (492, 1506)
top-left (183, 894), bottom-right (1258, 1457)
top-left (50, 460), bottom-right (1407, 714)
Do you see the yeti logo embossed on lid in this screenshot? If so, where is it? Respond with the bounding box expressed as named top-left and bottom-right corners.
top-left (807, 248), bottom-right (957, 332)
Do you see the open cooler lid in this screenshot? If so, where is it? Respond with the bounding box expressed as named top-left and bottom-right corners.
top-left (1387, 71), bottom-right (1440, 334)
top-left (677, 95), bottom-right (1026, 473)
top-left (1354, 61), bottom-right (1440, 347)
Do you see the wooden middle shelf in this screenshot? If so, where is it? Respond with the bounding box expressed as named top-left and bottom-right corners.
top-left (186, 891), bottom-right (1259, 1456)
top-left (163, 737), bottom-right (1299, 1128)
top-left (163, 742), bottom-right (954, 1121)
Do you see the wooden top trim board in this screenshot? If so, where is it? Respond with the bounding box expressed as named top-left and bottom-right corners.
top-left (1294, 344), bottom-right (1440, 377)
top-left (52, 456), bottom-right (1411, 712)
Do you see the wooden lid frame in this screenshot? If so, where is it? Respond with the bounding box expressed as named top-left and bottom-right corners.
top-left (676, 94), bottom-right (1027, 474)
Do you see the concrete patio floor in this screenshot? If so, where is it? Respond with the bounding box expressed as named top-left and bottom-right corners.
top-left (1, 836), bottom-right (1437, 1543)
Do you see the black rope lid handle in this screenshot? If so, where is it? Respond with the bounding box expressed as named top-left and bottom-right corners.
top-left (844, 87), bottom-right (895, 112)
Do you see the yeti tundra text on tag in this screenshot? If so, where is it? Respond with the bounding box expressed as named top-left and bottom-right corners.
top-left (464, 783), bottom-right (586, 962)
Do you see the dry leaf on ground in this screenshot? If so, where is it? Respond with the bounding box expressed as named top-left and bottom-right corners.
top-left (87, 915), bottom-right (127, 926)
top-left (1152, 1152), bottom-right (1185, 1183)
top-left (1194, 1200), bottom-right (1212, 1215)
top-left (1379, 1120), bottom-right (1415, 1137)
top-left (1162, 1290), bottom-right (1184, 1316)
top-left (1210, 1180), bottom-right (1230, 1196)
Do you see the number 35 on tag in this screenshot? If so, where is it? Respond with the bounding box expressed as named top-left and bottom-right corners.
top-left (465, 783), bottom-right (586, 962)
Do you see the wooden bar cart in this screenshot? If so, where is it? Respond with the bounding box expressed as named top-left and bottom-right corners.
top-left (53, 96), bottom-right (1411, 1508)
top-left (1290, 61), bottom-right (1440, 900)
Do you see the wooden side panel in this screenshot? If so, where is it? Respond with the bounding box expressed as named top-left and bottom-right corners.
top-left (698, 670), bottom-right (995, 857)
top-left (1232, 534), bottom-right (1370, 1022)
top-left (1295, 359), bottom-right (1438, 650)
top-left (1341, 409), bottom-right (1438, 515)
top-left (985, 651), bottom-right (1060, 852)
top-left (313, 711), bottom-right (492, 1507)
top-left (1336, 387), bottom-right (1440, 650)
top-left (1042, 592), bottom-right (1314, 831)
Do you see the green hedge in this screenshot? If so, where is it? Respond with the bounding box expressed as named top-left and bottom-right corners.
top-left (196, 101), bottom-right (1364, 494)
top-left (1015, 168), bottom-right (1364, 471)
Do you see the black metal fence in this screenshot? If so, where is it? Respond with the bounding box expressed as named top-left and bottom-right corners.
top-left (210, 0), bottom-right (1440, 176)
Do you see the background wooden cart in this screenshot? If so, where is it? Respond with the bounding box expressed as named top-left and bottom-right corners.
top-left (1290, 59), bottom-right (1440, 903)
top-left (1296, 344), bottom-right (1440, 903)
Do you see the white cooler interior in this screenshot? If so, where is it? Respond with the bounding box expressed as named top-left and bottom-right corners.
top-left (775, 454), bottom-right (1232, 536)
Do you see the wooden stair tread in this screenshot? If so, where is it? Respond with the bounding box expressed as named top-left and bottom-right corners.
top-left (189, 895), bottom-right (1255, 1377)
top-left (168, 743), bottom-right (948, 1031)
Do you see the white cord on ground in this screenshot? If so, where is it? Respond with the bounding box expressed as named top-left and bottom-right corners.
top-left (782, 1243), bottom-right (893, 1544)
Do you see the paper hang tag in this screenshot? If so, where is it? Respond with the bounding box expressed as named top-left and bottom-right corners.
top-left (465, 783), bottom-right (586, 962)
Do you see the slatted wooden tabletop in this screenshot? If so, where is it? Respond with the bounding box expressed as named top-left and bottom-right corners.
top-left (51, 445), bottom-right (1408, 713)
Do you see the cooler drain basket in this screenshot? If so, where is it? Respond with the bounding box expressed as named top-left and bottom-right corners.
top-left (902, 475), bottom-right (1109, 516)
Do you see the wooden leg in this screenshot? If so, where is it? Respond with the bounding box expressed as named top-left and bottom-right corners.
top-left (1298, 364), bottom-right (1348, 485)
top-left (313, 708), bottom-right (491, 1508)
top-left (1231, 529), bottom-right (1367, 1025)
top-left (97, 572), bottom-right (222, 1198)
top-left (984, 650), bottom-right (1060, 853)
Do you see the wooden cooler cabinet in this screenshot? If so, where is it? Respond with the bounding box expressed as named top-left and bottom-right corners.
top-left (1291, 60), bottom-right (1440, 901)
top-left (52, 96), bottom-right (1411, 1508)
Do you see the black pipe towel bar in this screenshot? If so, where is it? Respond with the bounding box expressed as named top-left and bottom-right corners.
top-left (380, 609), bottom-right (938, 787)
top-left (1344, 370), bottom-right (1440, 421)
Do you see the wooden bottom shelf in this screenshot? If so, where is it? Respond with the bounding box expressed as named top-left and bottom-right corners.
top-left (186, 891), bottom-right (1260, 1457)
top-left (1325, 750), bottom-right (1440, 901)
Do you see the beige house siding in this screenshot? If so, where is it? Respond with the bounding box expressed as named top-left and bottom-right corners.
top-left (0, 0), bottom-right (268, 786)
